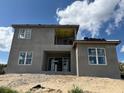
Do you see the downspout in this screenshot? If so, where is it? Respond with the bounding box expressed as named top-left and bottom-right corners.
top-left (76, 44), bottom-right (79, 76)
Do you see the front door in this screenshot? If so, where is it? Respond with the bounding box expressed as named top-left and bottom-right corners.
top-left (62, 57), bottom-right (69, 72)
top-left (51, 59), bottom-right (58, 72)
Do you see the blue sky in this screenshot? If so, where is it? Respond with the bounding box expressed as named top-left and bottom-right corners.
top-left (0, 0), bottom-right (124, 64)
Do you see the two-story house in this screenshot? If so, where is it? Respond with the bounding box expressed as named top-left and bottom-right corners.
top-left (7, 24), bottom-right (121, 78)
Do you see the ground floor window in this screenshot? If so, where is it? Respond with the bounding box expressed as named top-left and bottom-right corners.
top-left (18, 51), bottom-right (33, 65)
top-left (88, 48), bottom-right (107, 65)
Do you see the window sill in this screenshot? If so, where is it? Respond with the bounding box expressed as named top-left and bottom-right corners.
top-left (88, 63), bottom-right (107, 66)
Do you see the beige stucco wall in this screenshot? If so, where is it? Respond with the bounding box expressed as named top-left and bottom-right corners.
top-left (76, 43), bottom-right (120, 78)
top-left (7, 28), bottom-right (76, 74)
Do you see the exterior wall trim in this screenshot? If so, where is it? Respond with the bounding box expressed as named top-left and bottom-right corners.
top-left (76, 46), bottom-right (79, 76)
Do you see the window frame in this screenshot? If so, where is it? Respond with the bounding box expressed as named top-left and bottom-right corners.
top-left (87, 47), bottom-right (107, 65)
top-left (18, 29), bottom-right (32, 39)
top-left (18, 51), bottom-right (33, 65)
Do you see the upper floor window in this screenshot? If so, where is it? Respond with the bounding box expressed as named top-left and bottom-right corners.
top-left (88, 48), bottom-right (107, 65)
top-left (18, 51), bottom-right (33, 65)
top-left (18, 29), bottom-right (32, 39)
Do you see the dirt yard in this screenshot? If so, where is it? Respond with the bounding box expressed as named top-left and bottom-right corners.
top-left (0, 74), bottom-right (124, 93)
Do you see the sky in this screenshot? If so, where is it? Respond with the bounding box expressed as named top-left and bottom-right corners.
top-left (0, 0), bottom-right (124, 64)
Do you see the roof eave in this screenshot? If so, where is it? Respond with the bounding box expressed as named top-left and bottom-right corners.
top-left (73, 40), bottom-right (121, 48)
top-left (11, 24), bottom-right (79, 29)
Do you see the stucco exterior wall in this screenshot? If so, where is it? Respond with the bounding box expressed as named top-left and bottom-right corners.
top-left (70, 49), bottom-right (76, 74)
top-left (7, 25), bottom-right (120, 78)
top-left (76, 43), bottom-right (120, 78)
top-left (7, 28), bottom-right (76, 74)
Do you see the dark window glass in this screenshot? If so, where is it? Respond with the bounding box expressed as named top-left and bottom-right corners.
top-left (89, 56), bottom-right (97, 64)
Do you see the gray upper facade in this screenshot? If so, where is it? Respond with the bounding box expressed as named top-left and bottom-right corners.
top-left (7, 24), bottom-right (121, 78)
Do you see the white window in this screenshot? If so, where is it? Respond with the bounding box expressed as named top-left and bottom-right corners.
top-left (18, 51), bottom-right (33, 65)
top-left (18, 29), bottom-right (32, 39)
top-left (88, 48), bottom-right (107, 65)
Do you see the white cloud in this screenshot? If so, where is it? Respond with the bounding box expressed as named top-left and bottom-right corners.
top-left (120, 45), bottom-right (124, 52)
top-left (114, 0), bottom-right (124, 27)
top-left (105, 24), bottom-right (113, 35)
top-left (0, 27), bottom-right (14, 52)
top-left (105, 29), bottom-right (112, 36)
top-left (56, 0), bottom-right (124, 38)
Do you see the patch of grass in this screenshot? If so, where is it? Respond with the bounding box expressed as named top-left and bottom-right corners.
top-left (68, 85), bottom-right (84, 93)
top-left (0, 87), bottom-right (18, 93)
top-left (25, 91), bottom-right (31, 93)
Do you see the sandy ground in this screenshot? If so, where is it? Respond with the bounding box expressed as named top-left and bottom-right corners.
top-left (0, 74), bottom-right (124, 93)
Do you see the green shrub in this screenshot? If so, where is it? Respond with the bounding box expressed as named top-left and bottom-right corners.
top-left (120, 63), bottom-right (124, 73)
top-left (0, 87), bottom-right (18, 93)
top-left (0, 64), bottom-right (7, 74)
top-left (68, 85), bottom-right (84, 93)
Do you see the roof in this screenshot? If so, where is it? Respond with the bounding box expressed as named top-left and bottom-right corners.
top-left (73, 40), bottom-right (121, 47)
top-left (12, 24), bottom-right (79, 29)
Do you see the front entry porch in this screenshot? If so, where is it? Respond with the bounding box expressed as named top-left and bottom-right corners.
top-left (42, 51), bottom-right (70, 72)
top-left (48, 57), bottom-right (70, 72)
